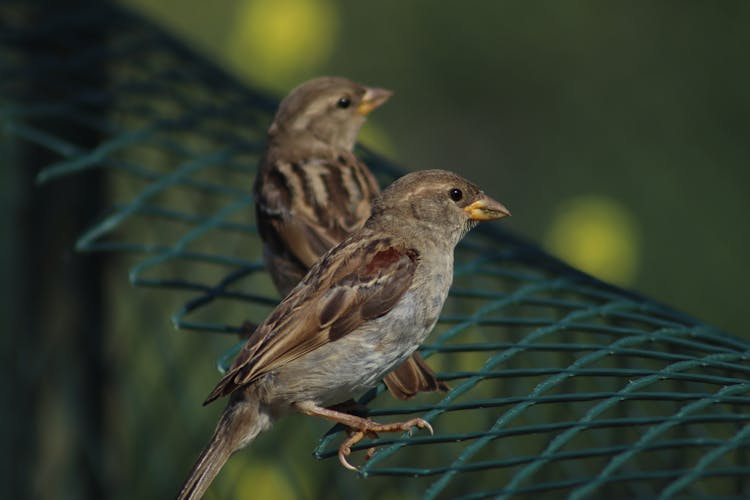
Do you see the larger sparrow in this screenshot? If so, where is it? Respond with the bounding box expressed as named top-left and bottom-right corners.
top-left (254, 76), bottom-right (444, 399)
top-left (177, 169), bottom-right (510, 500)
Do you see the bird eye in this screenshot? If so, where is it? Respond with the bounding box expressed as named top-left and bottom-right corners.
top-left (337, 97), bottom-right (351, 109)
top-left (449, 188), bottom-right (463, 202)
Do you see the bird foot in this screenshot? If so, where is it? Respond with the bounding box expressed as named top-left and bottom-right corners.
top-left (337, 417), bottom-right (433, 471)
top-left (292, 401), bottom-right (433, 471)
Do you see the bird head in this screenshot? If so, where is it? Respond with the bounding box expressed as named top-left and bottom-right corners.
top-left (369, 169), bottom-right (510, 247)
top-left (268, 76), bottom-right (393, 151)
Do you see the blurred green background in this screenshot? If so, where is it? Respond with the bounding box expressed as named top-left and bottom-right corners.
top-left (124, 0), bottom-right (750, 334)
top-left (4, 1), bottom-right (750, 499)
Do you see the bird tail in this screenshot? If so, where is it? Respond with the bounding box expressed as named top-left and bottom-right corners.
top-left (176, 397), bottom-right (272, 500)
top-left (176, 431), bottom-right (233, 500)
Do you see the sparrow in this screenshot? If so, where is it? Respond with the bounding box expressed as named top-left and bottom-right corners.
top-left (254, 76), bottom-right (445, 400)
top-left (177, 169), bottom-right (510, 500)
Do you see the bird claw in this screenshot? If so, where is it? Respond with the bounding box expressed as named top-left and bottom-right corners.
top-left (338, 449), bottom-right (359, 471)
top-left (401, 417), bottom-right (433, 437)
top-left (337, 417), bottom-right (434, 471)
top-left (337, 432), bottom-right (362, 471)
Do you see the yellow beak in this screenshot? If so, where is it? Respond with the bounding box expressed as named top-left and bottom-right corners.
top-left (356, 86), bottom-right (394, 115)
top-left (464, 196), bottom-right (511, 221)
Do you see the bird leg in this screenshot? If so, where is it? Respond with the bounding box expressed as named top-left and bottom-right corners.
top-left (326, 398), bottom-right (369, 417)
top-left (293, 401), bottom-right (433, 471)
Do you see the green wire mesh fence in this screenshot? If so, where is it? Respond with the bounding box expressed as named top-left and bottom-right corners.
top-left (4, 2), bottom-right (750, 498)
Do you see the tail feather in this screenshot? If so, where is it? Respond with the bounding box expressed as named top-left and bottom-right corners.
top-left (177, 396), bottom-right (272, 500)
top-left (176, 432), bottom-right (233, 500)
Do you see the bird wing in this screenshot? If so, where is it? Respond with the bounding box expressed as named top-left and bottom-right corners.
top-left (204, 237), bottom-right (419, 404)
top-left (254, 153), bottom-right (380, 272)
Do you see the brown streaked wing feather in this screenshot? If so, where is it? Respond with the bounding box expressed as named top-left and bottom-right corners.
top-left (326, 245), bottom-right (418, 340)
top-left (272, 215), bottom-right (340, 268)
top-left (203, 288), bottom-right (308, 404)
top-left (204, 238), bottom-right (418, 404)
top-left (256, 155), bottom-right (378, 271)
top-left (383, 352), bottom-right (450, 400)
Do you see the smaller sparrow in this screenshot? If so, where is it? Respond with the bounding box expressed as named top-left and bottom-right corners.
top-left (254, 76), bottom-right (390, 295)
top-left (254, 76), bottom-right (445, 400)
top-left (177, 169), bottom-right (510, 500)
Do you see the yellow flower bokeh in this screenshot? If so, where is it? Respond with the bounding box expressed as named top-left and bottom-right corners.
top-left (224, 458), bottom-right (303, 499)
top-left (544, 196), bottom-right (641, 286)
top-left (226, 0), bottom-right (338, 90)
